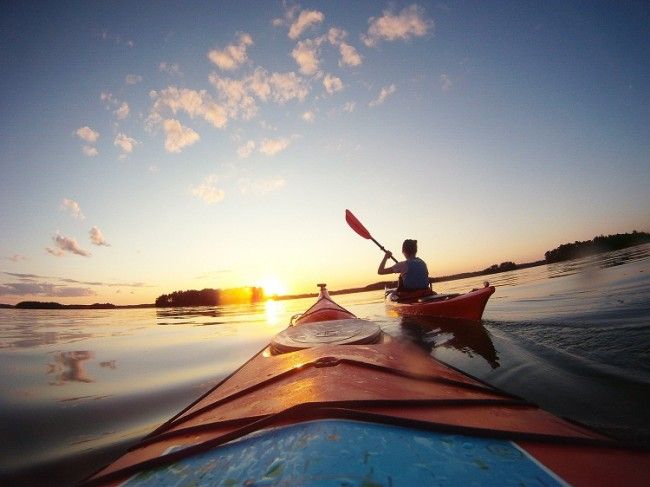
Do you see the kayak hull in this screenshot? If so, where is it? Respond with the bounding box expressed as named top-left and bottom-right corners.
top-left (386, 285), bottom-right (495, 321)
top-left (85, 285), bottom-right (648, 486)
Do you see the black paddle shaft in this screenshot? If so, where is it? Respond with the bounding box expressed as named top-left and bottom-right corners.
top-left (371, 237), bottom-right (399, 263)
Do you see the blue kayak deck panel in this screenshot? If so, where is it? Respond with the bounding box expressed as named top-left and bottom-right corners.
top-left (122, 419), bottom-right (568, 486)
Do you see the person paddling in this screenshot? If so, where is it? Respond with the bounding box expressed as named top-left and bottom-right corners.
top-left (378, 239), bottom-right (431, 292)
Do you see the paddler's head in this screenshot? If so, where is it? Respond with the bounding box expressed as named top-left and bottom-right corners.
top-left (402, 239), bottom-right (417, 258)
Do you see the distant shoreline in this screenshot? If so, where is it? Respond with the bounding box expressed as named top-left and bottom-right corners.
top-left (2, 233), bottom-right (647, 309)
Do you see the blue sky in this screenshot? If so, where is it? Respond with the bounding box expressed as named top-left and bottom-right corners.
top-left (1, 1), bottom-right (648, 304)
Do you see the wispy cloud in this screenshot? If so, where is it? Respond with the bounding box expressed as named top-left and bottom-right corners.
top-left (125, 74), bottom-right (143, 85)
top-left (302, 110), bottom-right (315, 122)
top-left (82, 146), bottom-right (98, 157)
top-left (209, 75), bottom-right (258, 120)
top-left (47, 233), bottom-right (91, 257)
top-left (114, 102), bottom-right (130, 120)
top-left (363, 4), bottom-right (433, 47)
top-left (3, 254), bottom-right (27, 263)
top-left (89, 226), bottom-right (110, 246)
top-left (288, 10), bottom-right (325, 40)
top-left (2, 272), bottom-right (148, 288)
top-left (208, 32), bottom-right (253, 71)
top-left (237, 140), bottom-right (256, 159)
top-left (323, 74), bottom-right (343, 94)
top-left (0, 282), bottom-right (96, 298)
top-left (97, 29), bottom-right (134, 48)
top-left (291, 38), bottom-right (323, 75)
top-left (238, 177), bottom-right (286, 196)
top-left (162, 119), bottom-right (200, 153)
top-left (440, 73), bottom-right (453, 92)
top-left (114, 133), bottom-right (137, 154)
top-left (191, 174), bottom-right (225, 204)
top-left (369, 84), bottom-right (397, 107)
top-left (327, 28), bottom-right (362, 67)
top-left (259, 137), bottom-right (290, 156)
top-left (207, 69), bottom-right (309, 125)
top-left (61, 198), bottom-right (85, 220)
top-left (75, 126), bottom-right (99, 143)
top-left (159, 62), bottom-right (182, 76)
top-left (149, 86), bottom-right (228, 129)
top-left (343, 101), bottom-right (356, 113)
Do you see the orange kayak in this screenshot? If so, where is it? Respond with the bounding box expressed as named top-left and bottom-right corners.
top-left (386, 283), bottom-right (495, 320)
top-left (84, 285), bottom-right (649, 486)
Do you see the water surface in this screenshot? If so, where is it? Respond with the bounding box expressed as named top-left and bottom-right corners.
top-left (1, 245), bottom-right (648, 484)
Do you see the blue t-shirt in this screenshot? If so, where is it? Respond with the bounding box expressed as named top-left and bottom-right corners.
top-left (393, 257), bottom-right (429, 289)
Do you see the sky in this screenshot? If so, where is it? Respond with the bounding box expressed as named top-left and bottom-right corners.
top-left (1, 1), bottom-right (648, 305)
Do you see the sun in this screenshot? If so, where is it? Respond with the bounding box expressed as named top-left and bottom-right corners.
top-left (256, 276), bottom-right (287, 297)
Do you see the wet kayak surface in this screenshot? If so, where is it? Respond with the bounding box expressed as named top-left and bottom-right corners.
top-left (1, 245), bottom-right (649, 484)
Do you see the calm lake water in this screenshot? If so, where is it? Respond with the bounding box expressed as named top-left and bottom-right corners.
top-left (1, 245), bottom-right (649, 485)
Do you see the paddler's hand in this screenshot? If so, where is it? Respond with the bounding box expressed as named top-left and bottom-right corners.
top-left (383, 250), bottom-right (392, 259)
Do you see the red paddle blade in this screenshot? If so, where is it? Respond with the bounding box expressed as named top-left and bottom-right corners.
top-left (345, 209), bottom-right (372, 239)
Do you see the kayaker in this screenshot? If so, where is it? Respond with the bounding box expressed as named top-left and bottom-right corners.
top-left (378, 239), bottom-right (431, 291)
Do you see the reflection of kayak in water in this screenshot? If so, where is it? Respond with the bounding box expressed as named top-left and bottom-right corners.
top-left (401, 316), bottom-right (500, 369)
top-left (386, 283), bottom-right (495, 320)
top-left (84, 285), bottom-right (649, 487)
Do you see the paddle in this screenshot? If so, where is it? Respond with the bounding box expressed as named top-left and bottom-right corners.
top-left (345, 209), bottom-right (398, 263)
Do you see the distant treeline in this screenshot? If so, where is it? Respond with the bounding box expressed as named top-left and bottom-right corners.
top-left (14, 302), bottom-right (121, 309)
top-left (155, 287), bottom-right (265, 307)
top-left (544, 231), bottom-right (649, 263)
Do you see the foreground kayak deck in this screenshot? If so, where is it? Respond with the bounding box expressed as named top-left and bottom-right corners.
top-left (386, 285), bottom-right (495, 321)
top-left (85, 287), bottom-right (649, 486)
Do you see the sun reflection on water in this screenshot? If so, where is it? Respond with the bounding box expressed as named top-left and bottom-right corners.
top-left (264, 299), bottom-right (286, 326)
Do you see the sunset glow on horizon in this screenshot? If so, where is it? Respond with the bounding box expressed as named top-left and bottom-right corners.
top-left (1, 2), bottom-right (648, 305)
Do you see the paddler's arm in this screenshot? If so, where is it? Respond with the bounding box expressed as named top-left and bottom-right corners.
top-left (378, 251), bottom-right (398, 275)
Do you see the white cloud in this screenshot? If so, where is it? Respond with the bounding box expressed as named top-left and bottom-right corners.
top-left (75, 126), bottom-right (99, 143)
top-left (237, 140), bottom-right (256, 159)
top-left (323, 74), bottom-right (343, 94)
top-left (191, 174), bottom-right (225, 204)
top-left (327, 28), bottom-right (362, 67)
top-left (208, 32), bottom-right (253, 71)
top-left (343, 101), bottom-right (356, 113)
top-left (114, 102), bottom-right (130, 120)
top-left (302, 110), bottom-right (315, 122)
top-left (125, 74), bottom-right (142, 85)
top-left (440, 73), bottom-right (453, 92)
top-left (363, 4), bottom-right (433, 47)
top-left (209, 68), bottom-right (309, 119)
top-left (159, 62), bottom-right (182, 76)
top-left (291, 39), bottom-right (323, 75)
top-left (162, 119), bottom-right (200, 153)
top-left (82, 146), bottom-right (98, 157)
top-left (100, 91), bottom-right (118, 106)
top-left (369, 84), bottom-right (397, 107)
top-left (239, 177), bottom-right (286, 195)
top-left (61, 198), bottom-right (85, 220)
top-left (114, 133), bottom-right (137, 153)
top-left (0, 281), bottom-right (95, 297)
top-left (266, 71), bottom-right (309, 103)
top-left (47, 232), bottom-right (91, 257)
top-left (259, 137), bottom-right (290, 156)
top-left (209, 75), bottom-right (258, 120)
top-left (288, 10), bottom-right (324, 39)
top-left (4, 254), bottom-right (27, 262)
top-left (89, 226), bottom-right (110, 246)
top-left (149, 86), bottom-right (228, 129)
top-left (339, 42), bottom-right (362, 67)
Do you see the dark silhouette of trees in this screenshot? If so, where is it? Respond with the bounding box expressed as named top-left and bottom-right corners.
top-left (545, 231), bottom-right (649, 263)
top-left (482, 261), bottom-right (517, 274)
top-left (155, 287), bottom-right (265, 308)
